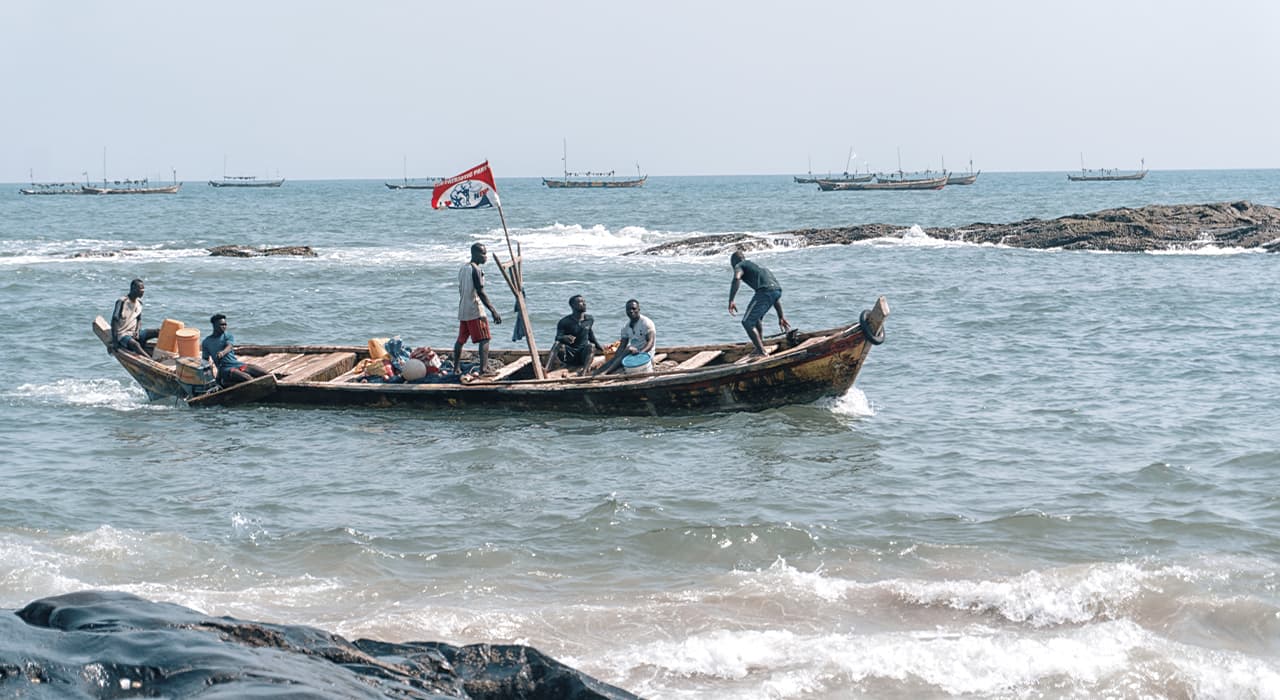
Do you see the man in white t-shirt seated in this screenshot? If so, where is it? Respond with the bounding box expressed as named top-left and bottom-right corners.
top-left (596, 298), bottom-right (657, 375)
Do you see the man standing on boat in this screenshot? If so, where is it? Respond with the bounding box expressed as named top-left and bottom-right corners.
top-left (109, 278), bottom-right (159, 356)
top-left (728, 251), bottom-right (790, 357)
top-left (452, 242), bottom-right (502, 376)
top-left (202, 314), bottom-right (271, 387)
top-left (547, 295), bottom-right (604, 376)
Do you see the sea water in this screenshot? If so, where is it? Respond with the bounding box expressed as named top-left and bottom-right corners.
top-left (1, 171), bottom-right (1278, 698)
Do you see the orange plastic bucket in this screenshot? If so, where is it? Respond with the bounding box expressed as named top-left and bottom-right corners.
top-left (175, 328), bottom-right (201, 358)
top-left (157, 319), bottom-right (185, 353)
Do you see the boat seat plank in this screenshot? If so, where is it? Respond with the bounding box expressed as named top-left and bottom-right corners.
top-left (262, 354), bottom-right (321, 377)
top-left (674, 350), bottom-right (722, 370)
top-left (490, 356), bottom-right (532, 381)
top-left (277, 352), bottom-right (357, 383)
top-left (247, 353), bottom-right (300, 373)
top-left (785, 336), bottom-right (828, 353)
top-left (735, 345), bottom-right (777, 364)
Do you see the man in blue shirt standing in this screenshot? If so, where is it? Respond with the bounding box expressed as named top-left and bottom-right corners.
top-left (728, 250), bottom-right (791, 357)
top-left (201, 314), bottom-right (270, 387)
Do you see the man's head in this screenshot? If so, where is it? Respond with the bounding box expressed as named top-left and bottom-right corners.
top-left (569, 294), bottom-right (586, 312)
top-left (729, 251), bottom-right (745, 267)
top-left (210, 314), bottom-right (228, 333)
top-left (129, 278), bottom-right (145, 298)
top-left (625, 299), bottom-right (640, 320)
top-left (470, 242), bottom-right (488, 264)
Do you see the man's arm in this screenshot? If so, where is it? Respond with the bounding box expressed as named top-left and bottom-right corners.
top-left (473, 266), bottom-right (502, 324)
top-left (728, 269), bottom-right (743, 314)
top-left (774, 300), bottom-right (791, 331)
top-left (640, 319), bottom-right (657, 353)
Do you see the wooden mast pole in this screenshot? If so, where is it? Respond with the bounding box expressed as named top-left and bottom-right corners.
top-left (491, 191), bottom-right (545, 379)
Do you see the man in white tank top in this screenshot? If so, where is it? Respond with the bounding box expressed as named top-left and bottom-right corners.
top-left (452, 242), bottom-right (503, 375)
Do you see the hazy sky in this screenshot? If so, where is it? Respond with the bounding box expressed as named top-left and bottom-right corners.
top-left (3, 1), bottom-right (1276, 181)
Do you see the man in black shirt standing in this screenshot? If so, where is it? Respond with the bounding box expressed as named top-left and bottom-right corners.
top-left (728, 250), bottom-right (791, 357)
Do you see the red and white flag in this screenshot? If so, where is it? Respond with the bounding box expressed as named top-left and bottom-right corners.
top-left (431, 161), bottom-right (500, 209)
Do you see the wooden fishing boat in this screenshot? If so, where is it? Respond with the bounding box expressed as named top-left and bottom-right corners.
top-left (83, 181), bottom-right (182, 195)
top-left (1067, 156), bottom-right (1146, 181)
top-left (92, 297), bottom-right (889, 416)
top-left (946, 160), bottom-right (981, 185)
top-left (1067, 169), bottom-right (1147, 182)
top-left (384, 181), bottom-right (437, 190)
top-left (818, 176), bottom-right (948, 191)
top-left (19, 182), bottom-right (90, 195)
top-left (209, 176), bottom-right (285, 188)
top-left (796, 149), bottom-right (872, 184)
top-left (542, 139), bottom-right (646, 188)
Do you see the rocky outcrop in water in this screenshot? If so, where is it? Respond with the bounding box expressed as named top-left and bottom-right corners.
top-left (207, 245), bottom-right (317, 257)
top-left (636, 201), bottom-right (1280, 255)
top-left (1, 591), bottom-right (638, 699)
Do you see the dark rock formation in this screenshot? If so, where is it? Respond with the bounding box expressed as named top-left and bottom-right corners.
top-left (2, 591), bottom-right (639, 699)
top-left (207, 245), bottom-right (318, 257)
top-left (636, 201), bottom-right (1280, 255)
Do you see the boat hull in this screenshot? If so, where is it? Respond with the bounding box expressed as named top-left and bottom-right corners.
top-left (209, 179), bottom-right (284, 188)
top-left (83, 184), bottom-right (182, 195)
top-left (542, 177), bottom-right (647, 188)
top-left (1067, 172), bottom-right (1147, 181)
top-left (93, 298), bottom-right (888, 416)
top-left (819, 176), bottom-right (948, 191)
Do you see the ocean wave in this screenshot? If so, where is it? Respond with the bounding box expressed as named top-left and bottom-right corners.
top-left (599, 620), bottom-right (1280, 698)
top-left (7, 378), bottom-right (161, 411)
top-left (885, 561), bottom-right (1197, 627)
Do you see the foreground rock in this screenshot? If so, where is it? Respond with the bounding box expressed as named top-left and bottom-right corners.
top-left (1, 591), bottom-right (638, 699)
top-left (637, 201), bottom-right (1280, 255)
top-left (207, 245), bottom-right (317, 257)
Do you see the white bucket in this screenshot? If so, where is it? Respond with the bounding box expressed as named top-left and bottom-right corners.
top-left (621, 351), bottom-right (653, 375)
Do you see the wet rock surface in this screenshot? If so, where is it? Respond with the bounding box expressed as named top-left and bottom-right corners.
top-left (207, 245), bottom-right (317, 257)
top-left (2, 591), bottom-right (639, 699)
top-left (636, 201), bottom-right (1280, 255)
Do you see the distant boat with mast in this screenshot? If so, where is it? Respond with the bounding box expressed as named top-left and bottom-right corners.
top-left (209, 175), bottom-right (284, 188)
top-left (542, 140), bottom-right (646, 188)
top-left (1068, 156), bottom-right (1147, 181)
top-left (946, 158), bottom-right (981, 185)
top-left (385, 157), bottom-right (440, 190)
top-left (80, 151), bottom-right (181, 194)
top-left (795, 148), bottom-right (873, 184)
top-left (209, 157), bottom-right (284, 187)
top-left (19, 170), bottom-right (91, 195)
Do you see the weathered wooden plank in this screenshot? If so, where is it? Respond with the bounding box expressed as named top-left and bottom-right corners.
top-left (674, 350), bottom-right (722, 370)
top-left (734, 345), bottom-right (777, 364)
top-left (489, 356), bottom-right (532, 381)
top-left (277, 352), bottom-right (357, 383)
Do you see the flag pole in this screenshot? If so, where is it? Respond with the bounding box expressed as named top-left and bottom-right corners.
top-left (491, 194), bottom-right (544, 379)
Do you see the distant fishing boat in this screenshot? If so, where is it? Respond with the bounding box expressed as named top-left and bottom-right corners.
top-left (946, 159), bottom-right (981, 185)
top-left (1068, 156), bottom-right (1147, 181)
top-left (542, 140), bottom-right (646, 188)
top-left (84, 180), bottom-right (182, 195)
top-left (20, 184), bottom-right (88, 195)
top-left (210, 156), bottom-right (284, 187)
top-left (795, 147), bottom-right (874, 184)
top-left (385, 156), bottom-right (440, 190)
top-left (209, 175), bottom-right (284, 188)
top-left (818, 174), bottom-right (948, 191)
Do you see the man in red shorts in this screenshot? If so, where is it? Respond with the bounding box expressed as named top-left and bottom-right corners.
top-left (452, 242), bottom-right (503, 376)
